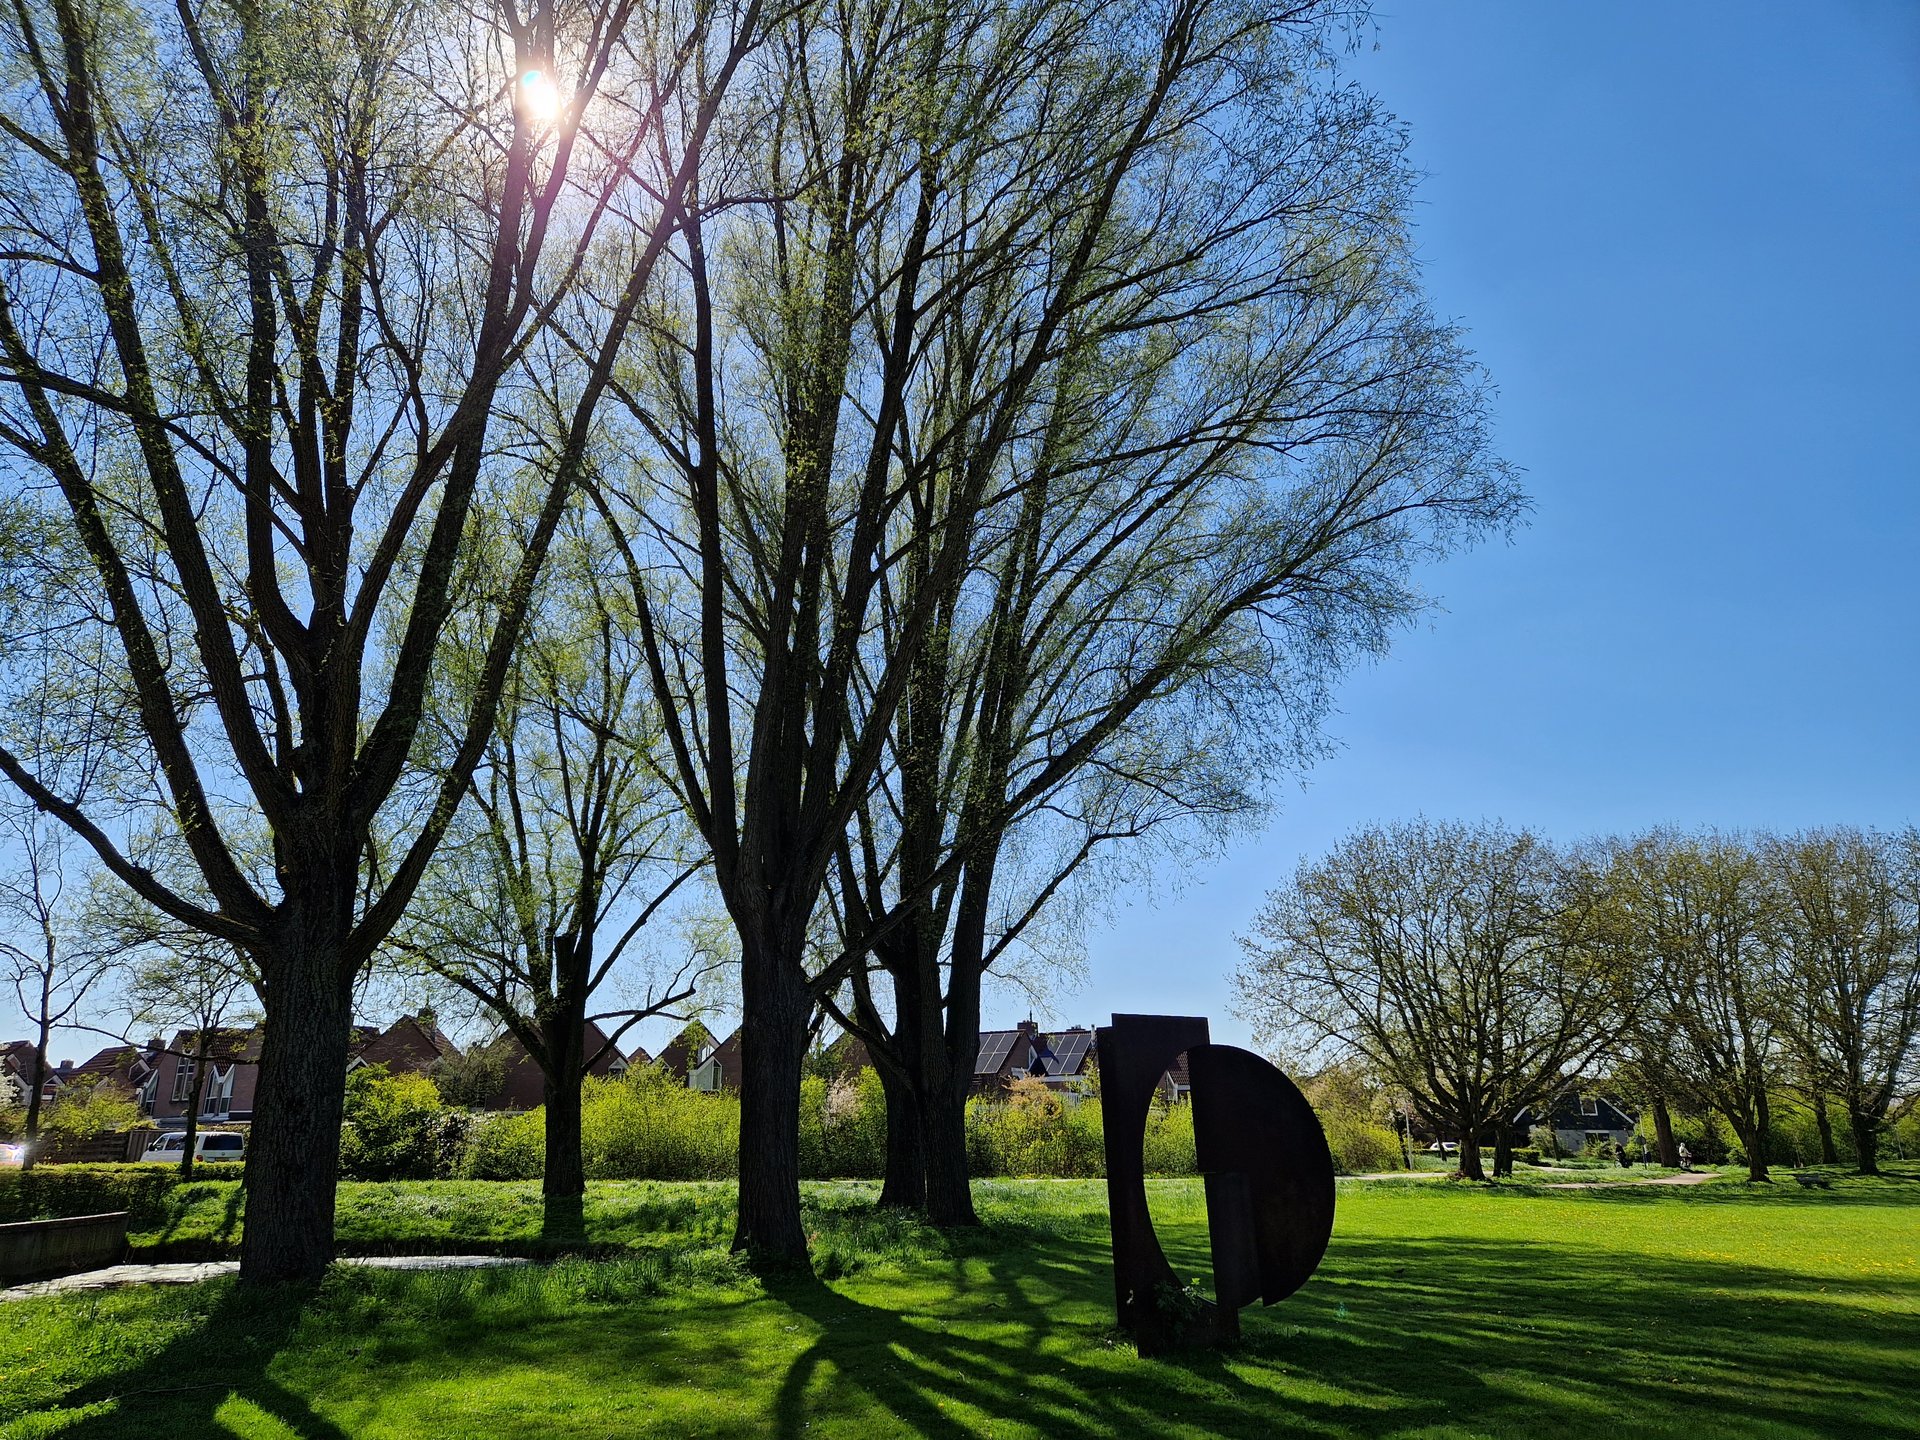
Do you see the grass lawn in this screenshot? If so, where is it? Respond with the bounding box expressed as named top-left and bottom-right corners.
top-left (5, 1168), bottom-right (1917, 1438)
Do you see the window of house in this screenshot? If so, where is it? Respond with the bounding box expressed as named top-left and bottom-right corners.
top-left (172, 1057), bottom-right (197, 1102)
top-left (1579, 1095), bottom-right (1599, 1116)
top-left (201, 1065), bottom-right (235, 1119)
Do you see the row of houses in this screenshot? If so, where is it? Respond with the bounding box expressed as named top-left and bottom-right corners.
top-left (4, 1014), bottom-right (1138, 1130)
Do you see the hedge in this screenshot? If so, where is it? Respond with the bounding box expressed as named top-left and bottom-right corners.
top-left (0, 1164), bottom-right (238, 1228)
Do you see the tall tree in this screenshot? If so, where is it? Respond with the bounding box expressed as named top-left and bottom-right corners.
top-left (1236, 820), bottom-right (1617, 1183)
top-left (598, 0), bottom-right (1514, 1260)
top-left (1602, 831), bottom-right (1784, 1182)
top-left (1768, 827), bottom-right (1920, 1175)
top-left (0, 0), bottom-right (769, 1279)
top-left (395, 502), bottom-right (711, 1214)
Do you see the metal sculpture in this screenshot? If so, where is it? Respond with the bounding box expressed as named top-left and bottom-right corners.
top-left (1095, 1013), bottom-right (1335, 1354)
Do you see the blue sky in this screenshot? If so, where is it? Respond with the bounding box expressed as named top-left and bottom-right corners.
top-left (11, 3), bottom-right (1918, 1062)
top-left (1058, 0), bottom-right (1920, 1046)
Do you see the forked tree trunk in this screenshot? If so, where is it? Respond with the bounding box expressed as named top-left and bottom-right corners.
top-left (732, 940), bottom-right (812, 1265)
top-left (1651, 1095), bottom-right (1681, 1168)
top-left (240, 940), bottom-right (357, 1283)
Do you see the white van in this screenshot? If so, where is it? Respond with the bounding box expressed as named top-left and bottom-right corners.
top-left (140, 1130), bottom-right (246, 1163)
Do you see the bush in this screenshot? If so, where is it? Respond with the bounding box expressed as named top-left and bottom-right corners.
top-left (1142, 1101), bottom-right (1196, 1176)
top-left (340, 1067), bottom-right (455, 1181)
top-left (1323, 1118), bottom-right (1403, 1175)
top-left (819, 1071), bottom-right (887, 1179)
top-left (967, 1080), bottom-right (1104, 1178)
top-left (581, 1071), bottom-right (738, 1180)
top-left (430, 1046), bottom-right (509, 1110)
top-left (464, 1109), bottom-right (545, 1180)
top-left (0, 1165), bottom-right (182, 1226)
top-left (40, 1082), bottom-right (144, 1141)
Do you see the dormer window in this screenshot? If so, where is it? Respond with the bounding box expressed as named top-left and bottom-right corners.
top-left (1580, 1095), bottom-right (1599, 1117)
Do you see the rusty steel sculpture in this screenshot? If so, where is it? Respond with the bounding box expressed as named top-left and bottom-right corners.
top-left (1095, 1013), bottom-right (1335, 1354)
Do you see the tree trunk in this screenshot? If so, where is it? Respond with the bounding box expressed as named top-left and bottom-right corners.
top-left (180, 1036), bottom-right (210, 1182)
top-left (1730, 1113), bottom-right (1769, 1183)
top-left (875, 1062), bottom-right (926, 1209)
top-left (732, 940), bottom-right (811, 1265)
top-left (1492, 1121), bottom-right (1513, 1179)
top-left (1650, 1095), bottom-right (1680, 1168)
top-left (1455, 1130), bottom-right (1487, 1182)
top-left (543, 1069), bottom-right (586, 1199)
top-left (1812, 1090), bottom-right (1840, 1166)
top-left (1848, 1107), bottom-right (1880, 1176)
top-left (923, 938), bottom-right (984, 1229)
top-left (19, 1034), bottom-right (45, 1173)
top-left (240, 942), bottom-right (356, 1284)
top-left (924, 1071), bottom-right (978, 1227)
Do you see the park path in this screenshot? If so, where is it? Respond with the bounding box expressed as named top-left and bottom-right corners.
top-left (2, 1253), bottom-right (528, 1302)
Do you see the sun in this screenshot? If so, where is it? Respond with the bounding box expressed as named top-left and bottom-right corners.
top-left (517, 68), bottom-right (564, 125)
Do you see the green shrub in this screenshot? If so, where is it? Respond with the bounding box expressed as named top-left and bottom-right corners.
top-left (464, 1109), bottom-right (545, 1180)
top-left (581, 1071), bottom-right (738, 1180)
top-left (820, 1070), bottom-right (887, 1179)
top-left (340, 1067), bottom-right (453, 1181)
top-left (40, 1083), bottom-right (144, 1141)
top-left (0, 1165), bottom-right (182, 1226)
top-left (1324, 1118), bottom-right (1404, 1175)
top-left (966, 1080), bottom-right (1103, 1178)
top-left (1142, 1101), bottom-right (1196, 1176)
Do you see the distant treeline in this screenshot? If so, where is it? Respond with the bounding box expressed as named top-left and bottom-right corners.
top-left (1236, 821), bottom-right (1920, 1180)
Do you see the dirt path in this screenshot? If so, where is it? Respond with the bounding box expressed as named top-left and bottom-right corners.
top-left (2, 1253), bottom-right (529, 1302)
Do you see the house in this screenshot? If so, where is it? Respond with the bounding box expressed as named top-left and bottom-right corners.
top-left (815, 1032), bottom-right (873, 1082)
top-left (1515, 1093), bottom-right (1639, 1155)
top-left (653, 1021), bottom-right (717, 1085)
top-left (1155, 1053), bottom-right (1191, 1106)
top-left (1, 1042), bottom-right (40, 1108)
top-left (71, 1043), bottom-right (166, 1113)
top-left (972, 1022), bottom-right (1096, 1096)
top-left (148, 1027), bottom-right (263, 1125)
top-left (348, 1012), bottom-right (460, 1078)
top-left (477, 1020), bottom-right (630, 1111)
top-left (691, 1029), bottom-right (743, 1092)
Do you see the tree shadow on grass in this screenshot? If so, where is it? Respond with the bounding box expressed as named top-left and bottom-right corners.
top-left (763, 1217), bottom-right (1920, 1439)
top-left (47, 1281), bottom-right (350, 1440)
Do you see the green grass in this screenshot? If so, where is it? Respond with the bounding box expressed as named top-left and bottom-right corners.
top-left (6, 1170), bottom-right (1918, 1438)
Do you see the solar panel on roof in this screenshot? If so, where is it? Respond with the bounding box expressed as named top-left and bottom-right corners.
top-left (1045, 1032), bottom-right (1091, 1076)
top-left (974, 1031), bottom-right (1017, 1074)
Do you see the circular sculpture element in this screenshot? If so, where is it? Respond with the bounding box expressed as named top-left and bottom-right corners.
top-left (1094, 1014), bottom-right (1336, 1354)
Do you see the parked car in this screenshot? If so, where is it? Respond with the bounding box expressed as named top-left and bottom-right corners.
top-left (140, 1130), bottom-right (245, 1163)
